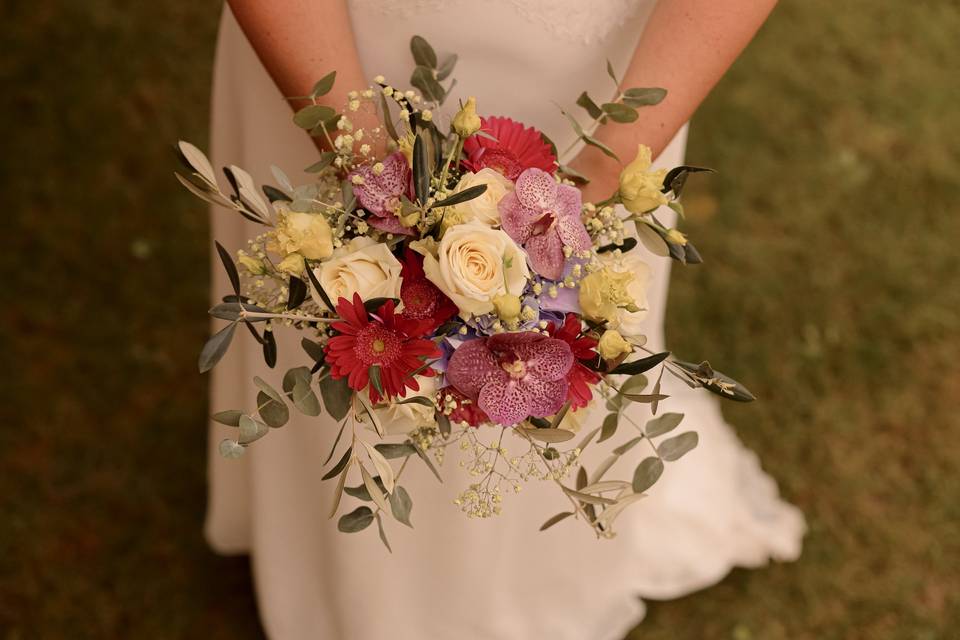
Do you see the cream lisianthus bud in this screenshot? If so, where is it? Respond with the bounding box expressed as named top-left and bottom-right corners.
top-left (453, 96), bottom-right (481, 137)
top-left (597, 329), bottom-right (632, 360)
top-left (618, 144), bottom-right (669, 214)
top-left (268, 210), bottom-right (334, 261)
top-left (237, 254), bottom-right (266, 275)
top-left (665, 228), bottom-right (688, 246)
top-left (492, 293), bottom-right (522, 322)
top-left (277, 252), bottom-right (306, 276)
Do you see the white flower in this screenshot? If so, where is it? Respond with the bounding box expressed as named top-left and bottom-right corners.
top-left (415, 222), bottom-right (528, 318)
top-left (450, 168), bottom-right (514, 226)
top-left (268, 211), bottom-right (334, 261)
top-left (597, 250), bottom-right (651, 336)
top-left (372, 376), bottom-right (437, 436)
top-left (311, 237), bottom-right (402, 307)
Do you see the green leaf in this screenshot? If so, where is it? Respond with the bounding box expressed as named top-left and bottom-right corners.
top-left (645, 412), bottom-right (683, 438)
top-left (410, 35), bottom-right (438, 68)
top-left (437, 412), bottom-right (451, 437)
top-left (431, 184), bottom-right (487, 208)
top-left (369, 366), bottom-right (384, 397)
top-left (218, 439), bottom-right (245, 459)
top-left (658, 431), bottom-right (699, 461)
top-left (261, 329), bottom-right (277, 369)
top-left (322, 446), bottom-right (352, 481)
top-left (389, 485), bottom-right (413, 527)
top-left (576, 91), bottom-right (603, 119)
top-left (518, 427), bottom-right (576, 443)
top-left (539, 511), bottom-right (575, 531)
top-left (375, 512), bottom-right (392, 552)
top-left (436, 53), bottom-right (457, 81)
top-left (304, 261), bottom-right (335, 312)
top-left (282, 366), bottom-right (311, 394)
top-left (581, 134), bottom-right (619, 161)
top-left (345, 475), bottom-right (385, 501)
top-left (613, 436), bottom-right (644, 456)
top-left (550, 402), bottom-right (571, 429)
top-left (379, 91), bottom-right (399, 142)
top-left (311, 71), bottom-right (336, 97)
top-left (212, 409), bottom-right (243, 426)
top-left (199, 322), bottom-right (237, 373)
top-left (622, 87), bottom-right (667, 107)
top-left (360, 440), bottom-right (395, 493)
top-left (606, 59), bottom-right (618, 85)
top-left (673, 360), bottom-right (756, 402)
top-left (323, 420), bottom-right (347, 466)
top-left (214, 241), bottom-right (240, 294)
top-left (397, 396), bottom-right (435, 408)
top-left (413, 443), bottom-right (443, 483)
top-left (410, 65), bottom-right (445, 103)
top-left (375, 443), bottom-right (417, 459)
top-left (293, 104), bottom-right (337, 130)
top-left (597, 237), bottom-right (638, 254)
top-left (661, 165), bottom-right (714, 197)
top-left (301, 338), bottom-right (325, 364)
top-left (361, 463), bottom-right (391, 513)
top-left (292, 378), bottom-right (321, 416)
top-left (319, 375), bottom-right (352, 421)
top-left (610, 351), bottom-right (670, 376)
top-left (338, 506), bottom-right (374, 532)
top-left (601, 102), bottom-right (638, 123)
top-left (238, 415), bottom-right (269, 445)
top-left (632, 456), bottom-right (664, 493)
top-left (620, 374), bottom-right (649, 395)
top-left (254, 376), bottom-right (283, 403)
top-left (563, 487), bottom-right (617, 506)
top-left (598, 413), bottom-right (619, 443)
top-left (412, 133), bottom-right (431, 203)
top-left (557, 164), bottom-right (590, 185)
top-left (305, 152), bottom-right (337, 173)
top-left (257, 390), bottom-right (289, 428)
top-left (176, 141), bottom-right (218, 187)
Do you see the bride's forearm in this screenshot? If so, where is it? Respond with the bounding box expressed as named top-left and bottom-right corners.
top-left (227, 0), bottom-right (373, 145)
top-left (573, 0), bottom-right (777, 194)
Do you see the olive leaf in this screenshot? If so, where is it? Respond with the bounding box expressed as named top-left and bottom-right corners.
top-left (375, 443), bottom-right (418, 459)
top-left (431, 184), bottom-right (487, 208)
top-left (657, 431), bottom-right (699, 461)
top-left (410, 65), bottom-right (445, 103)
top-left (199, 322), bottom-right (237, 373)
top-left (645, 412), bottom-right (683, 438)
top-left (338, 506), bottom-right (374, 533)
top-left (261, 329), bottom-right (277, 369)
top-left (598, 413), bottom-right (619, 444)
top-left (412, 134), bottom-right (431, 203)
top-left (322, 446), bottom-right (353, 481)
top-left (518, 427), bottom-right (576, 443)
top-left (214, 241), bottom-right (240, 294)
top-left (610, 351), bottom-right (670, 376)
top-left (673, 360), bottom-right (757, 402)
top-left (410, 35), bottom-right (438, 68)
top-left (632, 456), bottom-right (664, 493)
top-left (375, 512), bottom-right (392, 552)
top-left (360, 440), bottom-right (395, 493)
top-left (305, 152), bottom-right (337, 173)
top-left (539, 511), bottom-right (575, 531)
top-left (286, 276), bottom-right (307, 310)
top-left (389, 485), bottom-right (413, 527)
top-left (660, 165), bottom-right (714, 197)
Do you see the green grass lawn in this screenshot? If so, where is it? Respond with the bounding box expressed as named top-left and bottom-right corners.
top-left (3, 1), bottom-right (958, 638)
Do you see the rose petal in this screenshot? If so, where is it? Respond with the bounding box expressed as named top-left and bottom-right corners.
top-left (446, 338), bottom-right (503, 400)
top-left (524, 230), bottom-right (566, 281)
top-left (515, 168), bottom-right (558, 209)
top-left (478, 377), bottom-right (531, 425)
top-left (523, 377), bottom-right (569, 417)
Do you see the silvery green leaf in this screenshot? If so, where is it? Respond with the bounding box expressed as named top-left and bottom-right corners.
top-left (238, 415), bottom-right (269, 445)
top-left (292, 379), bottom-right (321, 416)
top-left (550, 402), bottom-right (571, 430)
top-left (253, 376), bottom-right (284, 404)
top-left (328, 457), bottom-right (349, 518)
top-left (375, 443), bottom-right (417, 459)
top-left (177, 141), bottom-right (218, 187)
top-left (305, 152), bottom-right (337, 173)
top-left (199, 322), bottom-right (237, 373)
top-left (590, 454), bottom-right (619, 484)
top-left (212, 409), bottom-right (243, 426)
top-left (410, 35), bottom-right (438, 68)
top-left (311, 71), bottom-right (336, 97)
top-left (431, 184), bottom-right (487, 208)
top-left (413, 443), bottom-right (443, 483)
top-left (673, 360), bottom-right (756, 402)
top-left (375, 512), bottom-right (392, 552)
top-left (576, 466), bottom-right (588, 490)
top-left (598, 413), bottom-right (618, 444)
top-left (214, 241), bottom-right (240, 295)
top-left (610, 351), bottom-right (670, 376)
top-left (208, 302), bottom-right (269, 322)
top-left (293, 104), bottom-right (337, 130)
top-left (389, 485), bottom-right (413, 528)
top-left (612, 436), bottom-right (644, 456)
top-left (301, 339), bottom-right (325, 365)
top-left (622, 392), bottom-right (670, 404)
top-left (651, 367), bottom-right (664, 415)
top-left (632, 456), bottom-right (664, 493)
top-left (257, 390), bottom-right (289, 428)
top-left (410, 65), bottom-right (444, 103)
top-left (622, 87), bottom-right (667, 107)
top-left (595, 493), bottom-right (646, 529)
top-left (601, 102), bottom-right (638, 123)
top-left (360, 440), bottom-right (395, 493)
top-left (606, 59), bottom-right (618, 85)
top-left (174, 172), bottom-right (234, 208)
top-left (436, 53), bottom-right (457, 81)
top-left (620, 374), bottom-right (649, 395)
top-left (576, 91), bottom-right (603, 119)
top-left (226, 165), bottom-right (270, 219)
top-left (270, 164), bottom-right (293, 192)
top-left (562, 487), bottom-right (616, 506)
top-left (218, 438), bottom-right (245, 459)
top-left (323, 422), bottom-right (347, 468)
top-left (518, 427), bottom-right (576, 443)
top-left (319, 375), bottom-right (352, 421)
top-left (580, 480), bottom-right (631, 494)
top-left (361, 463), bottom-right (391, 513)
top-left (645, 412), bottom-right (683, 438)
top-left (539, 511), bottom-right (574, 531)
top-left (634, 219), bottom-right (670, 257)
top-left (337, 506), bottom-right (374, 533)
top-left (658, 431), bottom-right (699, 461)
top-left (581, 134), bottom-right (619, 160)
top-left (282, 366), bottom-right (312, 394)
top-left (378, 91), bottom-right (400, 142)
top-left (322, 446), bottom-right (352, 481)
top-left (576, 427), bottom-right (600, 453)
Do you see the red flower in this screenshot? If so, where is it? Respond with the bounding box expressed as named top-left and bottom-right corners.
top-left (438, 386), bottom-right (489, 427)
top-left (547, 314), bottom-right (602, 410)
top-left (398, 248), bottom-right (458, 332)
top-left (462, 116), bottom-right (557, 181)
top-left (325, 293), bottom-right (441, 403)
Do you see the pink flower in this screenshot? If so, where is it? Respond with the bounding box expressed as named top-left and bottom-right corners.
top-left (350, 152), bottom-right (414, 236)
top-left (445, 332), bottom-right (574, 425)
top-left (462, 116), bottom-right (556, 181)
top-left (498, 168), bottom-right (592, 281)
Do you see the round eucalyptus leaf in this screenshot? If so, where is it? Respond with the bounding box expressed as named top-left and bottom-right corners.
top-left (218, 439), bottom-right (245, 459)
top-left (257, 390), bottom-right (289, 428)
top-left (238, 415), bottom-right (269, 445)
top-left (645, 412), bottom-right (684, 438)
top-left (632, 456), bottom-right (664, 493)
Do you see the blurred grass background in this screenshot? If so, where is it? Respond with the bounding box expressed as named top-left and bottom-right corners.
top-left (2, 1), bottom-right (958, 638)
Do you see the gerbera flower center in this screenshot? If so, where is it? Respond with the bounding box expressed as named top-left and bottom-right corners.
top-left (355, 323), bottom-right (402, 366)
top-left (401, 280), bottom-right (439, 319)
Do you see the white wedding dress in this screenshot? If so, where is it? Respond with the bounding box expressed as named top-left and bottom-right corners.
top-left (206, 2), bottom-right (806, 638)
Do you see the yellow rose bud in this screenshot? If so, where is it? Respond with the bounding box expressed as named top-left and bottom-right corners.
top-left (597, 329), bottom-right (632, 360)
top-left (665, 228), bottom-right (688, 246)
top-left (452, 96), bottom-right (481, 137)
top-left (619, 144), bottom-right (669, 214)
top-left (237, 255), bottom-right (266, 275)
top-left (578, 267), bottom-right (635, 324)
top-left (492, 293), bottom-right (522, 322)
top-left (277, 252), bottom-right (306, 276)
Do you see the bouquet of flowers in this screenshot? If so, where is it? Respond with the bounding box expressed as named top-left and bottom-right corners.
top-left (176, 36), bottom-right (754, 547)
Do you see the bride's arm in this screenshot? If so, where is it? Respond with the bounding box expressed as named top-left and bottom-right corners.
top-left (227, 0), bottom-right (374, 144)
top-left (571, 0), bottom-right (778, 201)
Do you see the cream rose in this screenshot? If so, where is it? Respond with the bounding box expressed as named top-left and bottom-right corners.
top-left (372, 376), bottom-right (437, 436)
top-left (269, 210), bottom-right (334, 260)
top-left (417, 222), bottom-right (529, 318)
top-left (311, 237), bottom-right (402, 307)
top-left (599, 250), bottom-right (652, 336)
top-left (450, 168), bottom-right (514, 226)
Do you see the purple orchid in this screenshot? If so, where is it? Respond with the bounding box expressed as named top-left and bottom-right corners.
top-left (350, 151), bottom-right (413, 236)
top-left (498, 168), bottom-right (592, 281)
top-left (445, 331), bottom-right (574, 425)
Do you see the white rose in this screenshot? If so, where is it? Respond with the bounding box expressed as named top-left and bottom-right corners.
top-left (598, 250), bottom-right (651, 337)
top-left (311, 237), bottom-right (402, 307)
top-left (418, 222), bottom-right (529, 318)
top-left (451, 168), bottom-right (514, 226)
top-left (372, 376), bottom-right (438, 436)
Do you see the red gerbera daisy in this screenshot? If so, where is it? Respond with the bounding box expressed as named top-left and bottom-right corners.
top-left (462, 116), bottom-right (557, 181)
top-left (325, 293), bottom-right (441, 403)
top-left (547, 313), bottom-right (602, 410)
top-left (398, 248), bottom-right (458, 332)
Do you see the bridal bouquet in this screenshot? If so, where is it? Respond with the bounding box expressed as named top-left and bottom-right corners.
top-left (177, 36), bottom-right (754, 547)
